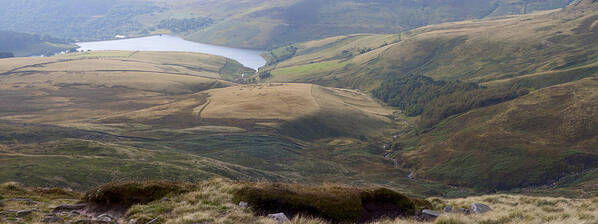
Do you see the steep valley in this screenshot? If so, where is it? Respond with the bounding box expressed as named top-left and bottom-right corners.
top-left (0, 1), bottom-right (598, 224)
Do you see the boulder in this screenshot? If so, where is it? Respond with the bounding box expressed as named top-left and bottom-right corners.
top-left (146, 217), bottom-right (160, 224)
top-left (267, 213), bottom-right (289, 224)
top-left (238, 201), bottom-right (248, 208)
top-left (471, 203), bottom-right (492, 214)
top-left (443, 206), bottom-right (453, 213)
top-left (97, 214), bottom-right (113, 222)
top-left (421, 209), bottom-right (440, 220)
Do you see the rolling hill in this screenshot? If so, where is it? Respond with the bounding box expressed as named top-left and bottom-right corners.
top-left (258, 0), bottom-right (598, 192)
top-left (261, 1), bottom-right (598, 89)
top-left (0, 50), bottom-right (454, 197)
top-left (0, 0), bottom-right (575, 49)
top-left (0, 0), bottom-right (596, 201)
top-left (402, 77), bottom-right (598, 191)
top-left (0, 51), bottom-right (271, 190)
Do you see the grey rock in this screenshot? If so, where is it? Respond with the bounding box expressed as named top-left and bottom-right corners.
top-left (267, 213), bottom-right (289, 224)
top-left (73, 219), bottom-right (110, 224)
top-left (97, 214), bottom-right (113, 222)
top-left (443, 205), bottom-right (453, 213)
top-left (42, 214), bottom-right (64, 223)
top-left (128, 219), bottom-right (137, 224)
top-left (421, 209), bottom-right (440, 219)
top-left (238, 201), bottom-right (248, 208)
top-left (16, 210), bottom-right (34, 217)
top-left (407, 172), bottom-right (414, 179)
top-left (471, 203), bottom-right (492, 214)
top-left (53, 204), bottom-right (86, 213)
top-left (145, 217), bottom-right (160, 224)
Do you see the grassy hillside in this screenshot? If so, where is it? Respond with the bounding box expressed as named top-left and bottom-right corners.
top-left (259, 1), bottom-right (598, 192)
top-left (0, 0), bottom-right (160, 41)
top-left (400, 78), bottom-right (598, 191)
top-left (0, 31), bottom-right (77, 57)
top-left (0, 51), bottom-right (283, 190)
top-left (1, 180), bottom-right (597, 224)
top-left (262, 3), bottom-right (598, 88)
top-left (167, 0), bottom-right (575, 49)
top-left (0, 51), bottom-right (459, 196)
top-left (0, 0), bottom-right (574, 49)
top-left (261, 1), bottom-right (598, 127)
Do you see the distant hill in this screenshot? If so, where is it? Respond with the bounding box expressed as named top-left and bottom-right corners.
top-left (0, 0), bottom-right (159, 41)
top-left (261, 2), bottom-right (598, 88)
top-left (181, 0), bottom-right (576, 49)
top-left (0, 30), bottom-right (77, 56)
top-left (0, 0), bottom-right (575, 49)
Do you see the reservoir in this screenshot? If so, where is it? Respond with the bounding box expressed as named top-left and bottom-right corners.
top-left (76, 35), bottom-right (266, 70)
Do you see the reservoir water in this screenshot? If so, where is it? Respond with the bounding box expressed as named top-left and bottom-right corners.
top-left (76, 35), bottom-right (266, 70)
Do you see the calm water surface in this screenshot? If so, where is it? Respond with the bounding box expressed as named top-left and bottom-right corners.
top-left (76, 35), bottom-right (266, 70)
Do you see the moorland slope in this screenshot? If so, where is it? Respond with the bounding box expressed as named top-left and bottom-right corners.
top-left (1, 180), bottom-right (597, 224)
top-left (261, 1), bottom-right (598, 89)
top-left (259, 0), bottom-right (598, 192)
top-left (0, 51), bottom-right (448, 196)
top-left (0, 0), bottom-right (575, 49)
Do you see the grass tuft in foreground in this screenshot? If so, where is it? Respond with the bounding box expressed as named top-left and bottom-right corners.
top-left (85, 181), bottom-right (196, 208)
top-left (233, 182), bottom-right (419, 223)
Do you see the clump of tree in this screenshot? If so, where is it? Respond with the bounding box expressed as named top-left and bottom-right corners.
top-left (157, 17), bottom-right (214, 33)
top-left (263, 45), bottom-right (298, 65)
top-left (0, 52), bottom-right (14, 58)
top-left (373, 74), bottom-right (528, 129)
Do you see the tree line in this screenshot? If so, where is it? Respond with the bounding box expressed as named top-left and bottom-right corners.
top-left (157, 17), bottom-right (214, 33)
top-left (372, 73), bottom-right (529, 129)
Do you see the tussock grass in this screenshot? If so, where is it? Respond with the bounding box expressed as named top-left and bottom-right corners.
top-left (0, 182), bottom-right (82, 223)
top-left (126, 181), bottom-right (598, 224)
top-left (127, 179), bottom-right (276, 224)
top-left (84, 181), bottom-right (196, 208)
top-left (233, 182), bottom-right (417, 223)
top-left (3, 180), bottom-right (598, 224)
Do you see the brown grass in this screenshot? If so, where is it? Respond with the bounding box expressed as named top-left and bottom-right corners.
top-left (201, 83), bottom-right (319, 120)
top-left (3, 180), bottom-right (598, 224)
top-left (233, 182), bottom-right (417, 223)
top-left (84, 181), bottom-right (196, 208)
